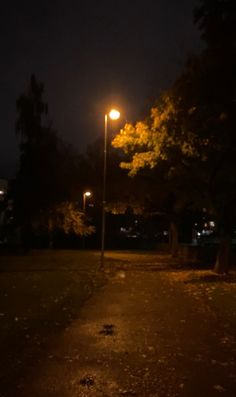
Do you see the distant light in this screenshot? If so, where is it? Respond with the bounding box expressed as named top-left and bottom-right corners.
top-left (84, 191), bottom-right (91, 197)
top-left (109, 109), bottom-right (120, 120)
top-left (0, 190), bottom-right (4, 195)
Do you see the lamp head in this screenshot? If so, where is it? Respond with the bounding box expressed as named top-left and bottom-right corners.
top-left (109, 109), bottom-right (120, 120)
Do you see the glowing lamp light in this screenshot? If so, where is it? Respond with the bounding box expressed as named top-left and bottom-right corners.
top-left (109, 109), bottom-right (120, 120)
top-left (83, 191), bottom-right (92, 211)
top-left (0, 190), bottom-right (4, 195)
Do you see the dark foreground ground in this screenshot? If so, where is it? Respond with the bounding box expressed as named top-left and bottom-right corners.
top-left (0, 250), bottom-right (236, 397)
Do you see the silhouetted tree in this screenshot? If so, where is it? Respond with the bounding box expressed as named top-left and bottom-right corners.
top-left (175, 0), bottom-right (236, 272)
top-left (15, 75), bottom-right (93, 247)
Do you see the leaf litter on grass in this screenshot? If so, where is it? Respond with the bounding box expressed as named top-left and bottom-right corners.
top-left (165, 268), bottom-right (236, 349)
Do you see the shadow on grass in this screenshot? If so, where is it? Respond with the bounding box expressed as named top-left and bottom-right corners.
top-left (107, 261), bottom-right (214, 273)
top-left (105, 253), bottom-right (236, 277)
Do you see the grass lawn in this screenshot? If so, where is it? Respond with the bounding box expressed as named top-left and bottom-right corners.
top-left (166, 268), bottom-right (236, 333)
top-left (0, 250), bottom-right (105, 336)
top-left (0, 250), bottom-right (106, 388)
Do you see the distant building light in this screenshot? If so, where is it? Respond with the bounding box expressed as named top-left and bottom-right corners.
top-left (163, 231), bottom-right (168, 236)
top-left (209, 221), bottom-right (215, 227)
top-left (197, 232), bottom-right (201, 236)
top-left (0, 190), bottom-right (4, 195)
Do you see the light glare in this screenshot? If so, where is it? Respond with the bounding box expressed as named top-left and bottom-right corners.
top-left (109, 109), bottom-right (120, 120)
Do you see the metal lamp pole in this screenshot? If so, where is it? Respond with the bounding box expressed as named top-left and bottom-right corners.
top-left (101, 114), bottom-right (108, 268)
top-left (101, 109), bottom-right (120, 268)
top-left (82, 191), bottom-right (91, 249)
top-left (83, 191), bottom-right (91, 212)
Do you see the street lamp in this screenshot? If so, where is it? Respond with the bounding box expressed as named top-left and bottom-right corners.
top-left (0, 190), bottom-right (4, 202)
top-left (83, 191), bottom-right (92, 212)
top-left (101, 108), bottom-right (120, 268)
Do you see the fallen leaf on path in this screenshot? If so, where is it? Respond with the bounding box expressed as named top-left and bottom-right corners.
top-left (214, 385), bottom-right (226, 392)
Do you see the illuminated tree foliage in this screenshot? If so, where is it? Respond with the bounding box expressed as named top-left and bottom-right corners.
top-left (112, 94), bottom-right (202, 256)
top-left (112, 0), bottom-right (236, 271)
top-left (78, 137), bottom-right (153, 216)
top-left (33, 202), bottom-right (95, 247)
top-left (50, 202), bottom-right (95, 237)
top-left (112, 94), bottom-right (203, 176)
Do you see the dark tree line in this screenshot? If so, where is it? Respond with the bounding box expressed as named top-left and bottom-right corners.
top-left (13, 75), bottom-right (94, 248)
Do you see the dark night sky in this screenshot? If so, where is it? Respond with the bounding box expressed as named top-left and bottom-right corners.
top-left (0, 0), bottom-right (202, 178)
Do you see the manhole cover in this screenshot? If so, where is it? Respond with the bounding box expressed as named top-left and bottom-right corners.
top-left (99, 324), bottom-right (115, 335)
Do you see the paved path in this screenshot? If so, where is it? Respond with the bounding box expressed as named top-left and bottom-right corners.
top-left (3, 254), bottom-right (236, 397)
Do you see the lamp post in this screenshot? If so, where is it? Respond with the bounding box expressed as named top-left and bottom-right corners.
top-left (101, 108), bottom-right (120, 268)
top-left (83, 191), bottom-right (92, 212)
top-left (82, 191), bottom-right (91, 250)
top-left (0, 190), bottom-right (5, 202)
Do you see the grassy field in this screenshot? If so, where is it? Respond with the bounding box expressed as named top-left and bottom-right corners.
top-left (0, 250), bottom-right (107, 390)
top-left (0, 250), bottom-right (106, 336)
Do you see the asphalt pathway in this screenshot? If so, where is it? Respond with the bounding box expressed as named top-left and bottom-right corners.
top-left (3, 254), bottom-right (236, 397)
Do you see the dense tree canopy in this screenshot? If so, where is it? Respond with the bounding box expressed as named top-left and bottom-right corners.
top-left (112, 0), bottom-right (236, 271)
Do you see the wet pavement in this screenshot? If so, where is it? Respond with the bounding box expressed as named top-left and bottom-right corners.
top-left (1, 252), bottom-right (236, 396)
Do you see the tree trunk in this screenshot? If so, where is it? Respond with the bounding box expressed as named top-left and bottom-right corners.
top-left (169, 221), bottom-right (179, 257)
top-left (214, 234), bottom-right (231, 274)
